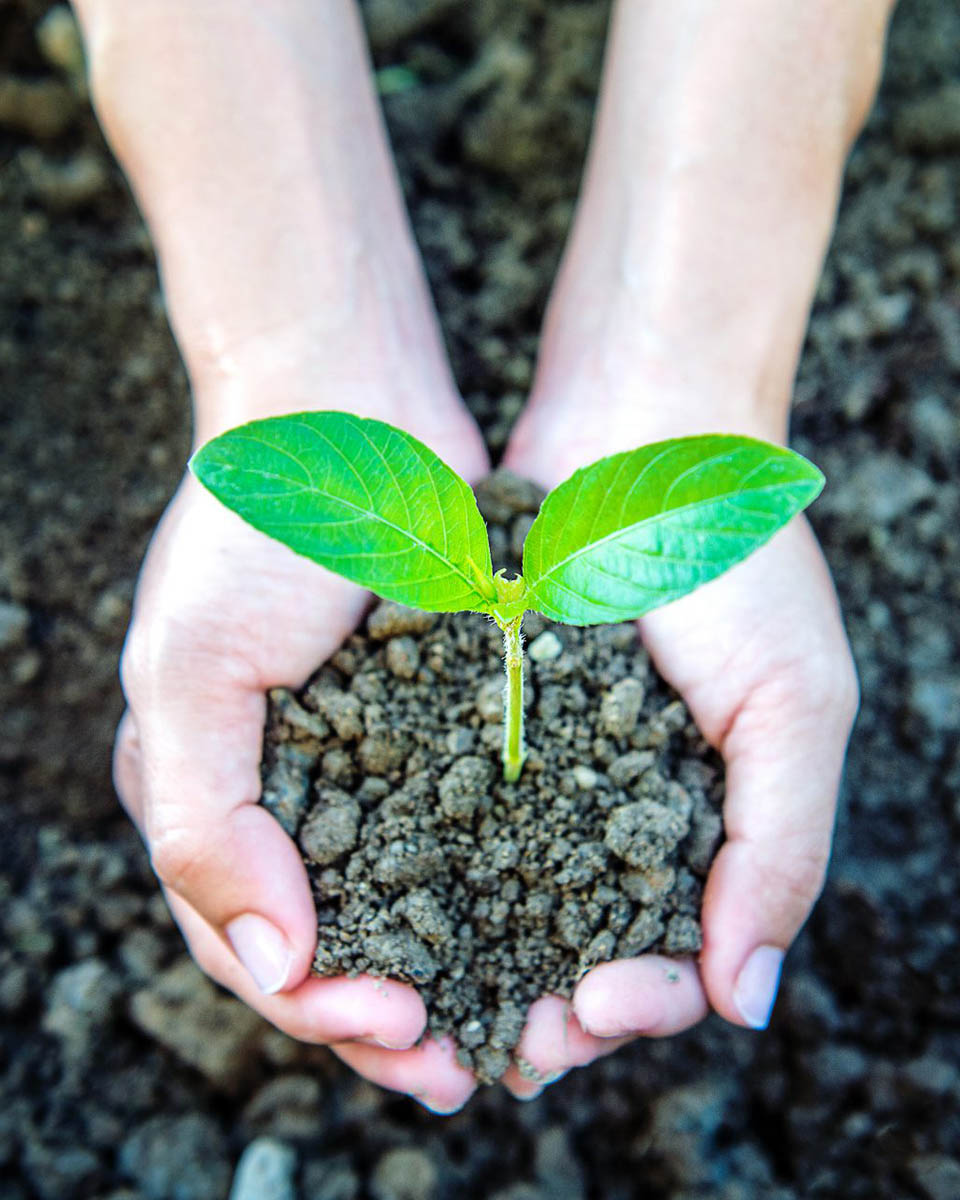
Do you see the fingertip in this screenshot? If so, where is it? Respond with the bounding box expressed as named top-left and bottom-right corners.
top-left (573, 957), bottom-right (707, 1038)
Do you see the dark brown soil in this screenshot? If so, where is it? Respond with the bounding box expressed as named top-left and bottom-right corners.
top-left (262, 472), bottom-right (722, 1082)
top-left (3, 0), bottom-right (960, 1196)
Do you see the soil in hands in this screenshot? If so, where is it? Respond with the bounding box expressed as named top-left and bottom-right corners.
top-left (260, 471), bottom-right (724, 1084)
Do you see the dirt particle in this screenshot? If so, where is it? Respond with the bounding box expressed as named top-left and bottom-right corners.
top-left (367, 601), bottom-right (437, 640)
top-left (599, 677), bottom-right (646, 738)
top-left (385, 635), bottom-right (421, 679)
top-left (528, 630), bottom-right (562, 662)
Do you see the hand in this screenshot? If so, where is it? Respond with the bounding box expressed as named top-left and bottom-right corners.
top-left (115, 397), bottom-right (488, 1114)
top-left (499, 405), bottom-right (858, 1099)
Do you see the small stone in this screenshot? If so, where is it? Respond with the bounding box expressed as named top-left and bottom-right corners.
top-left (599, 677), bottom-right (646, 738)
top-left (367, 601), bottom-right (436, 640)
top-left (20, 148), bottom-right (109, 211)
top-left (229, 1138), bottom-right (297, 1200)
top-left (528, 631), bottom-right (562, 662)
top-left (571, 764), bottom-right (597, 790)
top-left (0, 76), bottom-right (77, 139)
top-left (120, 1115), bottom-right (230, 1200)
top-left (386, 635), bottom-right (421, 679)
top-left (42, 958), bottom-right (120, 1064)
top-left (0, 599), bottom-right (29, 649)
top-left (242, 1075), bottom-right (325, 1141)
top-left (476, 676), bottom-right (504, 723)
top-left (909, 1155), bottom-right (960, 1200)
top-left (535, 1127), bottom-right (585, 1200)
top-left (36, 6), bottom-right (86, 87)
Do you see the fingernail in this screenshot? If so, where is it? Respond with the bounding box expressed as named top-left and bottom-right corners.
top-left (414, 1093), bottom-right (466, 1116)
top-left (225, 913), bottom-right (293, 995)
top-left (356, 1034), bottom-right (418, 1051)
top-left (734, 945), bottom-right (784, 1029)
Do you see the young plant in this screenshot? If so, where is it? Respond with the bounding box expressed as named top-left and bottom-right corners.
top-left (191, 412), bottom-right (824, 782)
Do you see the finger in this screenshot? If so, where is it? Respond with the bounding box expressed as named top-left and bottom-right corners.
top-left (572, 955), bottom-right (708, 1038)
top-left (166, 889), bottom-right (427, 1048)
top-left (119, 652), bottom-right (319, 997)
top-left (700, 665), bottom-right (858, 1029)
top-left (501, 996), bottom-right (634, 1099)
top-left (119, 719), bottom-right (428, 1047)
top-left (332, 1036), bottom-right (478, 1114)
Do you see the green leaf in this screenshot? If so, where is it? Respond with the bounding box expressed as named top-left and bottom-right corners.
top-left (190, 411), bottom-right (498, 614)
top-left (522, 435), bottom-right (824, 625)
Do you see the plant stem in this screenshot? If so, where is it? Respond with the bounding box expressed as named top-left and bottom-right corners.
top-left (500, 616), bottom-right (526, 782)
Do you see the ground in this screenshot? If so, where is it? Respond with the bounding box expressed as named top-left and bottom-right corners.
top-left (1, 1), bottom-right (959, 1197)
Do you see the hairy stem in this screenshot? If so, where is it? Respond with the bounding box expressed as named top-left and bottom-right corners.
top-left (501, 616), bottom-right (526, 782)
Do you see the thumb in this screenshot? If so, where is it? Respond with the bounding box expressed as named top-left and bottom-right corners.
top-left (117, 664), bottom-right (317, 996)
top-left (699, 664), bottom-right (858, 1028)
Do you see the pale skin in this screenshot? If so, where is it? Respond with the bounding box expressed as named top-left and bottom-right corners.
top-left (72, 0), bottom-right (893, 1110)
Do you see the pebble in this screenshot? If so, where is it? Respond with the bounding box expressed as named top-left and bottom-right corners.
top-left (0, 599), bottom-right (29, 649)
top-left (42, 959), bottom-right (120, 1060)
top-left (242, 1075), bottom-right (325, 1141)
top-left (476, 676), bottom-right (504, 722)
top-left (386, 635), bottom-right (421, 679)
top-left (909, 1154), bottom-right (960, 1200)
top-left (20, 147), bottom-right (109, 212)
top-left (367, 601), bottom-right (436, 640)
top-left (229, 1138), bottom-right (297, 1200)
top-left (36, 6), bottom-right (86, 89)
top-left (528, 631), bottom-right (562, 662)
top-left (0, 75), bottom-right (76, 139)
top-left (369, 1142), bottom-right (441, 1200)
top-left (120, 1114), bottom-right (230, 1200)
top-left (571, 764), bottom-right (597, 790)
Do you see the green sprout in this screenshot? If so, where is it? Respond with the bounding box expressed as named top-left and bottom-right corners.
top-left (191, 412), bottom-right (824, 782)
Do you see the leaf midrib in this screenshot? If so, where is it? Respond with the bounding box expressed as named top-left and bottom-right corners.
top-left (230, 442), bottom-right (489, 603)
top-left (528, 478), bottom-right (809, 591)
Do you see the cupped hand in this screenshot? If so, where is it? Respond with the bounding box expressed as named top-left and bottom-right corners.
top-left (500, 412), bottom-right (858, 1099)
top-left (115, 402), bottom-right (488, 1114)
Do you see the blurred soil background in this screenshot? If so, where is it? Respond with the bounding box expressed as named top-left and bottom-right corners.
top-left (1, 1), bottom-right (959, 1197)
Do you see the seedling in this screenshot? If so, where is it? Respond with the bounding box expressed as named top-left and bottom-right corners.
top-left (191, 412), bottom-right (823, 781)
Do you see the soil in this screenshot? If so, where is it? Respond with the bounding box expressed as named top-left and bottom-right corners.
top-left (262, 472), bottom-right (723, 1082)
top-left (2, 0), bottom-right (960, 1197)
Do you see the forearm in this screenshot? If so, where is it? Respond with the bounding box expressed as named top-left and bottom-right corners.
top-left (71, 0), bottom-right (454, 435)
top-left (537, 0), bottom-right (896, 435)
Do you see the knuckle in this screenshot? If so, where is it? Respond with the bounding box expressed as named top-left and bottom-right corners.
top-left (148, 820), bottom-right (212, 896)
top-left (765, 839), bottom-right (830, 918)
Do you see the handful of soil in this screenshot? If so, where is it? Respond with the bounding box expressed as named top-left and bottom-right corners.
top-left (259, 473), bottom-right (724, 1083)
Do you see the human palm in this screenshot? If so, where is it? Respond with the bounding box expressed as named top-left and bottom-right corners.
top-left (499, 430), bottom-right (857, 1096)
top-left (115, 467), bottom-right (481, 1112)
